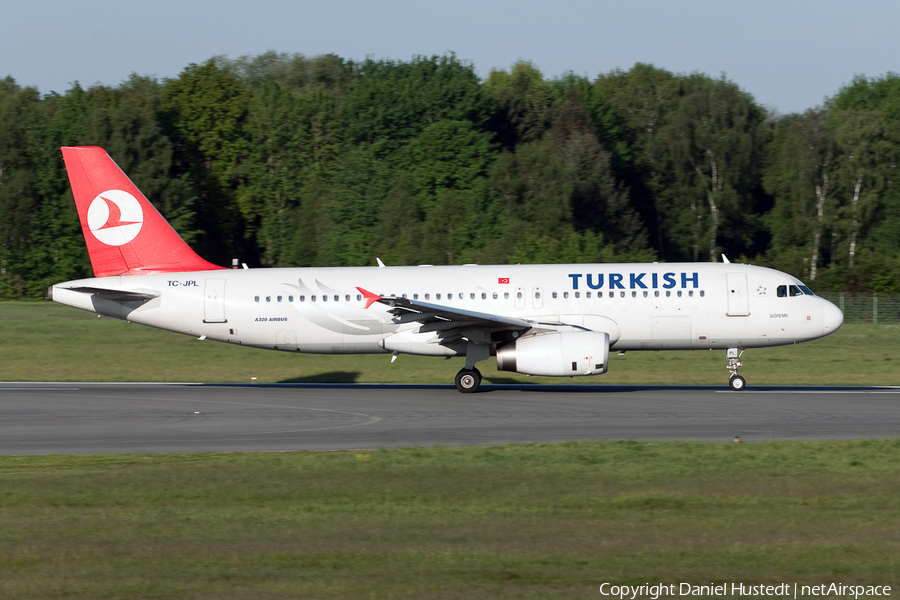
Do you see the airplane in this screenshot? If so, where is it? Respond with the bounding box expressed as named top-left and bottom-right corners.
top-left (48, 146), bottom-right (844, 393)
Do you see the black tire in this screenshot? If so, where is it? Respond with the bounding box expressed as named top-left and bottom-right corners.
top-left (729, 375), bottom-right (746, 391)
top-left (455, 368), bottom-right (482, 393)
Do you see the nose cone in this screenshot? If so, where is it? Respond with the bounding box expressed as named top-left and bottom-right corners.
top-left (822, 299), bottom-right (844, 335)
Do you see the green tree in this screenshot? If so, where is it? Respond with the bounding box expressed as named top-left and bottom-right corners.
top-left (218, 52), bottom-right (354, 98)
top-left (651, 75), bottom-right (767, 262)
top-left (763, 108), bottom-right (837, 281)
top-left (591, 64), bottom-right (680, 254)
top-left (0, 78), bottom-right (42, 296)
top-left (484, 61), bottom-right (560, 147)
top-left (550, 94), bottom-right (648, 256)
top-left (488, 139), bottom-right (573, 258)
top-left (830, 74), bottom-right (900, 289)
top-left (161, 61), bottom-right (250, 263)
top-left (832, 109), bottom-right (892, 274)
top-left (342, 55), bottom-right (493, 158)
top-left (239, 82), bottom-right (342, 265)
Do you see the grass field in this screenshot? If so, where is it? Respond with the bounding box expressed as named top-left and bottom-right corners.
top-left (1, 301), bottom-right (897, 385)
top-left (1, 441), bottom-right (898, 599)
top-left (2, 303), bottom-right (899, 598)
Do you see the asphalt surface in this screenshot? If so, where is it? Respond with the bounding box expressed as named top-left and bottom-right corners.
top-left (1, 382), bottom-right (898, 454)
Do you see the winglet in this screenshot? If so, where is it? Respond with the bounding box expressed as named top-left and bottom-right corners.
top-left (356, 287), bottom-right (382, 309)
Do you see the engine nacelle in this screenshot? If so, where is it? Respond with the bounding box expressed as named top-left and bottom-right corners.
top-left (496, 331), bottom-right (609, 377)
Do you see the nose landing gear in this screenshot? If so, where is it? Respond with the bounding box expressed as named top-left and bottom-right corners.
top-left (727, 347), bottom-right (746, 391)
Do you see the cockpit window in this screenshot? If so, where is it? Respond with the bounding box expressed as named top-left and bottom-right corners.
top-left (798, 285), bottom-right (814, 296)
top-left (789, 285), bottom-right (804, 296)
top-left (777, 285), bottom-right (787, 297)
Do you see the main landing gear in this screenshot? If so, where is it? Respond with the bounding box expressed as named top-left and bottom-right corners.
top-left (455, 368), bottom-right (482, 393)
top-left (727, 347), bottom-right (746, 391)
top-left (455, 342), bottom-right (490, 393)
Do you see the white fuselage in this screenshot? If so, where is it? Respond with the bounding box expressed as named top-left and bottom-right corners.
top-left (51, 263), bottom-right (843, 361)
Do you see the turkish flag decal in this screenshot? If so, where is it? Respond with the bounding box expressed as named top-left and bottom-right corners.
top-left (498, 277), bottom-right (510, 284)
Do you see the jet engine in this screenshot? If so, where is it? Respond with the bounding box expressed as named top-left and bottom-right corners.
top-left (496, 331), bottom-right (609, 377)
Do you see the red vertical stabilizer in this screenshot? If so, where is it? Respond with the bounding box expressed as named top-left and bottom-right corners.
top-left (61, 146), bottom-right (225, 277)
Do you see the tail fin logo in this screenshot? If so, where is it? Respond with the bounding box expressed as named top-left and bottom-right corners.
top-left (87, 190), bottom-right (143, 246)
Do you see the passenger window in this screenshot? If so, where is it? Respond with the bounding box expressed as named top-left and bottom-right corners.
top-left (700, 290), bottom-right (705, 297)
top-left (643, 291), bottom-right (648, 297)
top-left (563, 292), bottom-right (569, 299)
top-left (677, 290), bottom-right (682, 297)
top-left (470, 293), bottom-right (475, 300)
top-left (277, 295), bottom-right (282, 302)
top-left (311, 295), bottom-right (317, 302)
top-left (632, 291), bottom-right (637, 298)
top-left (425, 293), bottom-right (430, 300)
top-left (585, 292), bottom-right (591, 298)
top-left (356, 294), bottom-right (362, 301)
top-left (402, 294), bottom-right (407, 299)
top-left (654, 291), bottom-right (659, 297)
top-left (334, 295), bottom-right (339, 302)
top-left (254, 296), bottom-right (260, 302)
top-left (266, 296), bottom-right (271, 302)
top-left (666, 291), bottom-right (671, 297)
top-left (492, 293), bottom-right (498, 299)
top-left (299, 295), bottom-right (305, 302)
top-left (688, 290), bottom-right (693, 297)
top-left (620, 291), bottom-right (625, 298)
top-left (346, 295), bottom-right (351, 301)
top-left (777, 285), bottom-right (787, 297)
top-left (436, 293), bottom-right (441, 300)
top-left (481, 293), bottom-right (486, 299)
top-left (504, 292), bottom-right (509, 300)
top-left (552, 292), bottom-right (558, 299)
top-left (459, 293), bottom-right (464, 299)
top-left (536, 291), bottom-right (541, 299)
top-left (322, 295), bottom-right (327, 302)
top-left (609, 291), bottom-right (614, 298)
top-left (790, 285), bottom-right (804, 297)
top-left (289, 295), bottom-right (294, 302)
top-left (517, 291), bottom-right (523, 299)
top-left (575, 292), bottom-right (580, 298)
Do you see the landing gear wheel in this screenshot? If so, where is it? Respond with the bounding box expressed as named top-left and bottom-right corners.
top-left (455, 368), bottom-right (482, 393)
top-left (729, 375), bottom-right (746, 391)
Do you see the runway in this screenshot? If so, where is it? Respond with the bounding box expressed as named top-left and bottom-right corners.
top-left (1, 382), bottom-right (898, 454)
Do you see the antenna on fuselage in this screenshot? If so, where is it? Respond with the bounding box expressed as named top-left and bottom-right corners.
top-left (376, 258), bottom-right (386, 268)
top-left (721, 254), bottom-right (731, 264)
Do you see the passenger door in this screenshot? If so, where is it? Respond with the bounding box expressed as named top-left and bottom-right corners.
top-left (203, 278), bottom-right (227, 323)
top-left (726, 272), bottom-right (750, 316)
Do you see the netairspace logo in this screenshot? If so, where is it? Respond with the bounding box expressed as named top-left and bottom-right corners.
top-left (598, 582), bottom-right (892, 599)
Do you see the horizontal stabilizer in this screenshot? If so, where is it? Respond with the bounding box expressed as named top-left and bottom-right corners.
top-left (64, 286), bottom-right (159, 302)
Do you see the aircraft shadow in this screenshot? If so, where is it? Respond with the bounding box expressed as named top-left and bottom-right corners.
top-left (279, 371), bottom-right (361, 384)
top-left (484, 377), bottom-right (536, 385)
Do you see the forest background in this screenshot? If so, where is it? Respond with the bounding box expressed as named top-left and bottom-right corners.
top-left (1, 52), bottom-right (899, 299)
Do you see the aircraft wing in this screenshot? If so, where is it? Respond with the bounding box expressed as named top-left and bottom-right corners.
top-left (357, 287), bottom-right (533, 334)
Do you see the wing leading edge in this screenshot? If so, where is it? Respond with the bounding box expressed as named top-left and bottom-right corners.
top-left (356, 287), bottom-right (533, 336)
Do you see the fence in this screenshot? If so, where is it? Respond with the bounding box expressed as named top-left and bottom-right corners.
top-left (817, 292), bottom-right (900, 325)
